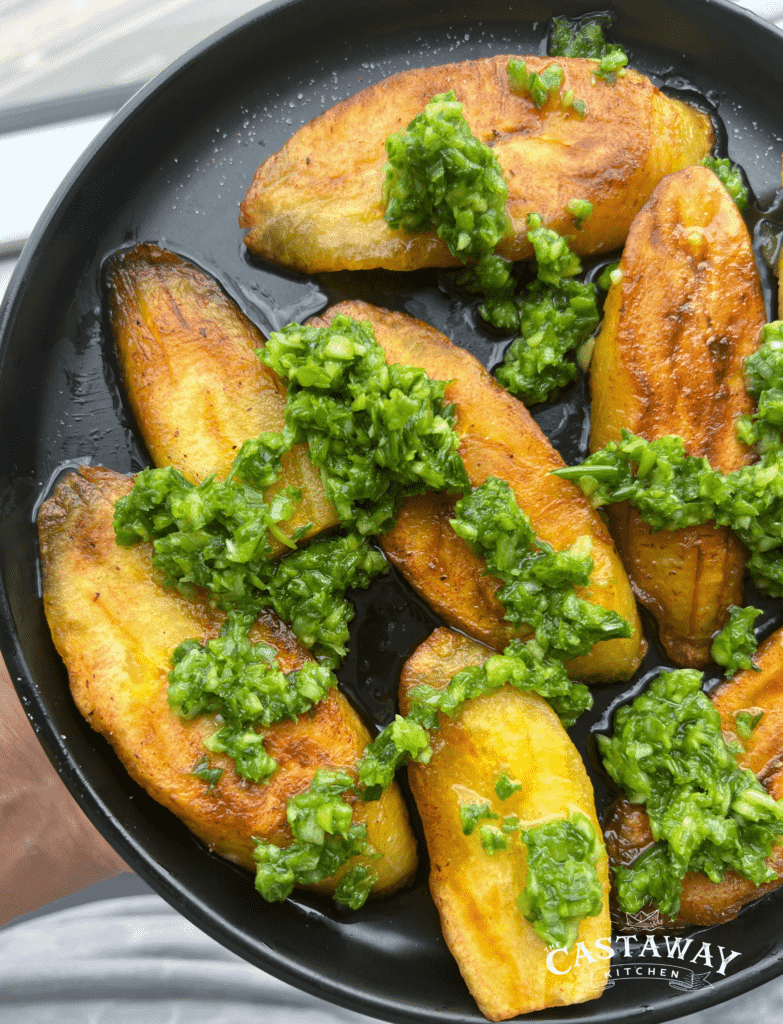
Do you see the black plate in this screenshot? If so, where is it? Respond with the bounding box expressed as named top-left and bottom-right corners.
top-left (3, 0), bottom-right (783, 1020)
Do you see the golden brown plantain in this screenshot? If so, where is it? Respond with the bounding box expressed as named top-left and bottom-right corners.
top-left (37, 466), bottom-right (416, 895)
top-left (590, 165), bottom-right (765, 666)
top-left (239, 56), bottom-right (712, 274)
top-left (309, 300), bottom-right (644, 683)
top-left (399, 628), bottom-right (610, 1020)
top-left (107, 244), bottom-right (338, 554)
top-left (605, 624), bottom-right (783, 932)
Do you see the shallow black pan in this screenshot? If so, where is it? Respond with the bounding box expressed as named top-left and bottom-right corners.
top-left (3, 0), bottom-right (783, 1020)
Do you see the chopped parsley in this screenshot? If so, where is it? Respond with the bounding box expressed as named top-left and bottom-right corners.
top-left (711, 605), bottom-right (762, 677)
top-left (253, 769), bottom-right (377, 908)
top-left (450, 476), bottom-right (632, 661)
top-left (594, 49), bottom-right (628, 83)
top-left (554, 321), bottom-right (783, 595)
top-left (596, 262), bottom-right (621, 291)
top-left (517, 812), bottom-right (604, 950)
top-left (702, 155), bottom-right (748, 212)
top-left (566, 198), bottom-right (593, 229)
top-left (115, 466), bottom-right (385, 668)
top-left (355, 638), bottom-right (594, 801)
top-left (599, 669), bottom-right (783, 918)
top-left (383, 90), bottom-right (510, 262)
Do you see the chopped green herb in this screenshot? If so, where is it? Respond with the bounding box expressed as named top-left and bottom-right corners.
top-left (495, 773), bottom-right (523, 800)
top-left (549, 13), bottom-right (615, 60)
top-left (596, 262), bottom-right (621, 291)
top-left (492, 279), bottom-right (599, 405)
top-left (476, 215), bottom-right (598, 405)
top-left (526, 213), bottom-right (582, 284)
top-left (594, 49), bottom-right (629, 83)
top-left (262, 532), bottom-right (388, 668)
top-left (356, 637), bottom-right (594, 802)
top-left (599, 669), bottom-right (783, 918)
top-left (253, 769), bottom-right (377, 906)
top-left (406, 638), bottom-right (593, 732)
top-left (457, 252), bottom-right (516, 301)
top-left (113, 464), bottom-right (301, 613)
top-left (450, 477), bottom-right (632, 661)
top-left (189, 754), bottom-right (224, 792)
top-left (566, 198), bottom-right (593, 229)
top-left (701, 156), bottom-right (749, 212)
top-left (736, 709), bottom-right (764, 742)
top-left (711, 605), bottom-right (762, 676)
top-left (480, 825), bottom-right (508, 855)
top-left (355, 715), bottom-right (432, 800)
top-left (508, 60), bottom-right (564, 108)
top-left (461, 801), bottom-right (499, 836)
top-left (260, 315), bottom-right (470, 534)
top-left (502, 814), bottom-right (522, 833)
top-left (517, 812), bottom-right (604, 950)
top-left (168, 612), bottom-right (337, 782)
top-left (383, 90), bottom-right (510, 261)
top-left (561, 90), bottom-right (587, 118)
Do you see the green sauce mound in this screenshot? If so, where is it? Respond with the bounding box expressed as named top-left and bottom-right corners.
top-left (554, 321), bottom-right (783, 595)
top-left (517, 812), bottom-right (604, 950)
top-left (383, 90), bottom-right (510, 262)
top-left (599, 669), bottom-right (783, 918)
top-left (253, 769), bottom-right (377, 908)
top-left (450, 476), bottom-right (632, 661)
top-left (114, 466), bottom-right (386, 667)
top-left (461, 213), bottom-right (599, 406)
top-left (259, 314), bottom-right (470, 533)
top-left (168, 613), bottom-right (337, 783)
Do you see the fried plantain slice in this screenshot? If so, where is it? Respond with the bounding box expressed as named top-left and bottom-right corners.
top-left (107, 244), bottom-right (338, 554)
top-left (399, 627), bottom-right (610, 1020)
top-left (605, 625), bottom-right (783, 932)
top-left (309, 299), bottom-right (644, 683)
top-left (239, 56), bottom-right (712, 273)
top-left (589, 165), bottom-right (765, 666)
top-left (37, 466), bottom-right (417, 894)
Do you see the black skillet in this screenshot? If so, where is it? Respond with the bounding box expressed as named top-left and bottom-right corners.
top-left (2, 0), bottom-right (783, 1020)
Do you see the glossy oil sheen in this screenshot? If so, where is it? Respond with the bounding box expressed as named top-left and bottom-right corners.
top-left (2, 2), bottom-right (783, 1022)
